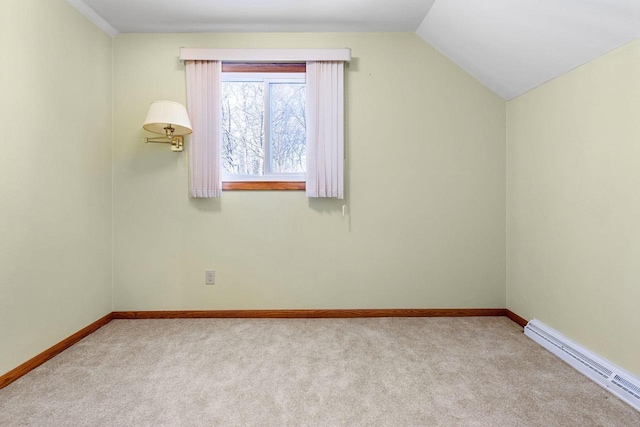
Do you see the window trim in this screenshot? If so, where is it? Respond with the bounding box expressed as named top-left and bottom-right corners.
top-left (223, 181), bottom-right (305, 191)
top-left (221, 62), bottom-right (307, 191)
top-left (222, 62), bottom-right (306, 73)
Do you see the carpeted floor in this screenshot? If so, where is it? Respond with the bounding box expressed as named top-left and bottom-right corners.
top-left (0, 317), bottom-right (639, 426)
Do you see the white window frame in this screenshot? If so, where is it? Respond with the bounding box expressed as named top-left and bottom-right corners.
top-left (221, 72), bottom-right (306, 183)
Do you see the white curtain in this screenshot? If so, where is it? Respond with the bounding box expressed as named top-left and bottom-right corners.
top-left (306, 61), bottom-right (345, 199)
top-left (185, 60), bottom-right (222, 198)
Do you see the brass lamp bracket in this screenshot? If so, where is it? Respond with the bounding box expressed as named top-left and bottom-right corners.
top-left (145, 135), bottom-right (184, 152)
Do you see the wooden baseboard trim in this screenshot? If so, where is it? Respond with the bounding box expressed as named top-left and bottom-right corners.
top-left (505, 309), bottom-right (528, 328)
top-left (1, 308), bottom-right (527, 390)
top-left (0, 313), bottom-right (113, 390)
top-left (112, 308), bottom-right (506, 319)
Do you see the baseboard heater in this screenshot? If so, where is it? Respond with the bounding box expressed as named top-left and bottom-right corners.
top-left (524, 319), bottom-right (640, 412)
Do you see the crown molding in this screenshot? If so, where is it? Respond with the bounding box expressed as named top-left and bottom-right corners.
top-left (66, 0), bottom-right (119, 37)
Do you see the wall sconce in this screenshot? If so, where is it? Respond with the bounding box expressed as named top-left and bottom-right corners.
top-left (143, 101), bottom-right (192, 152)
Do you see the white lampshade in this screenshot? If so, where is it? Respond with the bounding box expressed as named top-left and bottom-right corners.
top-left (143, 101), bottom-right (192, 136)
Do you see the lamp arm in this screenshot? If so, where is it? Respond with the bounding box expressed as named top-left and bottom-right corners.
top-left (144, 135), bottom-right (184, 152)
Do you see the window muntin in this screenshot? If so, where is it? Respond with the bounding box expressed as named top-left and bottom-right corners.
top-left (221, 72), bottom-right (306, 183)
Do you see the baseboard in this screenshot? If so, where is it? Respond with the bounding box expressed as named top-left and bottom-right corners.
top-left (1, 308), bottom-right (517, 390)
top-left (505, 309), bottom-right (528, 327)
top-left (112, 308), bottom-right (506, 319)
top-left (525, 319), bottom-right (640, 411)
top-left (0, 312), bottom-right (113, 390)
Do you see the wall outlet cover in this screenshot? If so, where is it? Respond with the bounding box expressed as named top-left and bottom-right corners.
top-left (205, 270), bottom-right (215, 285)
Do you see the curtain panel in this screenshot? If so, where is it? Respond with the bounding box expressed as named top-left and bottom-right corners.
top-left (305, 61), bottom-right (345, 199)
top-left (185, 60), bottom-right (222, 198)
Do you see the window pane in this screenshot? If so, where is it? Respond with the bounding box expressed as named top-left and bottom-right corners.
top-left (221, 81), bottom-right (264, 175)
top-left (270, 83), bottom-right (306, 173)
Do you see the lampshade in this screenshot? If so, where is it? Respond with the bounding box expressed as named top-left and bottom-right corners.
top-left (143, 101), bottom-right (192, 136)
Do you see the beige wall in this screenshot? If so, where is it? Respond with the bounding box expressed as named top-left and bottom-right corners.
top-left (4, 0), bottom-right (638, 388)
top-left (113, 33), bottom-right (506, 311)
top-left (507, 39), bottom-right (640, 376)
top-left (0, 0), bottom-right (113, 376)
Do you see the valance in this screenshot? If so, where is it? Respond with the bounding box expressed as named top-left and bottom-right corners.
top-left (180, 48), bottom-right (351, 62)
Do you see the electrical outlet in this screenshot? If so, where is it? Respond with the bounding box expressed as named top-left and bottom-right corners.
top-left (205, 270), bottom-right (215, 285)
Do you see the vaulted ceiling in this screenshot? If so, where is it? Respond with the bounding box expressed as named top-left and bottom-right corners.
top-left (68, 0), bottom-right (640, 100)
top-left (417, 0), bottom-right (640, 99)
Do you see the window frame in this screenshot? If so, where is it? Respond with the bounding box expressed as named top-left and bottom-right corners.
top-left (220, 62), bottom-right (307, 191)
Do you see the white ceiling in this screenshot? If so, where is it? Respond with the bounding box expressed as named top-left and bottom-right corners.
top-left (76, 0), bottom-right (436, 33)
top-left (417, 0), bottom-right (640, 100)
top-left (68, 0), bottom-right (640, 100)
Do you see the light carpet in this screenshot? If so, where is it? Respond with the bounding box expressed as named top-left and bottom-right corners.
top-left (1, 317), bottom-right (639, 426)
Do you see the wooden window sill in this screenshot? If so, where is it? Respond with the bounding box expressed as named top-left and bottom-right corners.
top-left (222, 181), bottom-right (306, 191)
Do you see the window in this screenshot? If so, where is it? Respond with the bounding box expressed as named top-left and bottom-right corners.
top-left (221, 63), bottom-right (306, 190)
top-left (183, 50), bottom-right (349, 198)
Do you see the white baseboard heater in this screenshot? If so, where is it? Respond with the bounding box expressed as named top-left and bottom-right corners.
top-left (524, 319), bottom-right (640, 411)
